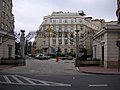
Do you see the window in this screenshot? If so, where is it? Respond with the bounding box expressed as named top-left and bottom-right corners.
top-left (65, 20), bottom-right (68, 23)
top-left (70, 33), bottom-right (74, 38)
top-left (71, 19), bottom-right (74, 23)
top-left (2, 11), bottom-right (5, 19)
top-left (70, 41), bottom-right (73, 45)
top-left (59, 19), bottom-right (62, 23)
top-left (53, 34), bottom-right (56, 38)
top-left (64, 33), bottom-right (68, 38)
top-left (75, 18), bottom-right (76, 22)
top-left (80, 34), bottom-right (84, 38)
top-left (1, 23), bottom-right (4, 30)
top-left (53, 39), bottom-right (56, 45)
top-left (79, 19), bottom-right (82, 23)
top-left (80, 26), bottom-right (84, 31)
top-left (58, 32), bottom-right (62, 37)
top-left (71, 48), bottom-right (73, 53)
top-left (8, 46), bottom-right (12, 57)
top-left (64, 48), bottom-right (67, 53)
top-left (50, 18), bottom-right (52, 22)
top-left (3, 1), bottom-right (6, 7)
top-left (58, 26), bottom-right (62, 32)
top-left (59, 26), bottom-right (62, 30)
top-left (65, 39), bottom-right (68, 45)
top-left (43, 41), bottom-right (46, 45)
top-left (43, 33), bottom-right (46, 37)
top-left (70, 26), bottom-right (74, 30)
top-left (64, 26), bottom-right (68, 31)
top-left (94, 45), bottom-right (97, 58)
top-left (6, 15), bottom-right (9, 21)
top-left (6, 25), bottom-right (8, 31)
top-left (53, 20), bottom-right (56, 23)
top-left (7, 5), bottom-right (9, 11)
top-left (58, 39), bottom-right (62, 45)
top-left (45, 19), bottom-right (47, 23)
top-left (65, 34), bottom-right (67, 38)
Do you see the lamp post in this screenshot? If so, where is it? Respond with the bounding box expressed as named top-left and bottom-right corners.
top-left (20, 30), bottom-right (25, 65)
top-left (75, 29), bottom-right (80, 67)
top-left (47, 25), bottom-right (52, 54)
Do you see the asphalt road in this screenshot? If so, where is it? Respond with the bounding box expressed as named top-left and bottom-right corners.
top-left (0, 57), bottom-right (120, 90)
top-left (0, 73), bottom-right (120, 90)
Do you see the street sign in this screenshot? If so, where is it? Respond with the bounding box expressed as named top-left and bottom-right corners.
top-left (116, 41), bottom-right (120, 47)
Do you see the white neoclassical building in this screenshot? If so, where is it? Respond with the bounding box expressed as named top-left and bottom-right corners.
top-left (0, 0), bottom-right (15, 63)
top-left (35, 11), bottom-right (103, 55)
top-left (93, 22), bottom-right (120, 68)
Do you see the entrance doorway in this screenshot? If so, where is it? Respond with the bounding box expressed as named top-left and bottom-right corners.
top-left (101, 46), bottom-right (104, 66)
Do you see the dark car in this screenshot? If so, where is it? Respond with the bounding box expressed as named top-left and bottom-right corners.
top-left (27, 54), bottom-right (32, 57)
top-left (60, 55), bottom-right (73, 60)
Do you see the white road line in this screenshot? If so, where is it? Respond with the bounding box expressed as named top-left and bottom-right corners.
top-left (15, 75), bottom-right (36, 85)
top-left (0, 75), bottom-right (71, 86)
top-left (89, 84), bottom-right (108, 87)
top-left (16, 75), bottom-right (71, 86)
top-left (11, 75), bottom-right (24, 84)
top-left (3, 76), bottom-right (11, 83)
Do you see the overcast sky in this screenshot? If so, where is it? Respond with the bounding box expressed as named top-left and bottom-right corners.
top-left (13, 0), bottom-right (117, 35)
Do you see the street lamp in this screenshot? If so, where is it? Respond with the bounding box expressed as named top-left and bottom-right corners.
top-left (75, 27), bottom-right (80, 67)
top-left (20, 30), bottom-right (26, 65)
top-left (47, 25), bottom-right (52, 54)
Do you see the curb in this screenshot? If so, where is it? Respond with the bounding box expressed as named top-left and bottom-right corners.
top-left (79, 71), bottom-right (120, 75)
top-left (76, 68), bottom-right (120, 75)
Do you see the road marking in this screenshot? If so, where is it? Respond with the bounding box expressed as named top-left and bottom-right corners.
top-left (3, 76), bottom-right (11, 83)
top-left (0, 75), bottom-right (71, 86)
top-left (89, 84), bottom-right (108, 87)
top-left (16, 75), bottom-right (71, 86)
top-left (11, 75), bottom-right (24, 84)
top-left (16, 75), bottom-right (37, 85)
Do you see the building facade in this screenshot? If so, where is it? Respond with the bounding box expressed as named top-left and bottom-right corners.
top-left (93, 22), bottom-right (120, 68)
top-left (35, 11), bottom-right (102, 56)
top-left (0, 0), bottom-right (15, 61)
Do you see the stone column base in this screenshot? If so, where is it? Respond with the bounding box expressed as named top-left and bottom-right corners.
top-left (104, 61), bottom-right (119, 68)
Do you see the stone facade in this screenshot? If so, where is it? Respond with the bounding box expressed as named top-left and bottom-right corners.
top-left (93, 23), bottom-right (120, 68)
top-left (35, 11), bottom-right (103, 55)
top-left (0, 0), bottom-right (15, 63)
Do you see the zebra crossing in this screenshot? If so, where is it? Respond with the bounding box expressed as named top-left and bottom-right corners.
top-left (0, 75), bottom-right (71, 86)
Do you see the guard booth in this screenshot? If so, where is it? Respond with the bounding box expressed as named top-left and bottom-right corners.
top-left (79, 48), bottom-right (87, 60)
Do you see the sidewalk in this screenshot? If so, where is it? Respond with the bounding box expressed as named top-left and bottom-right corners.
top-left (1, 61), bottom-right (120, 75)
top-left (0, 65), bottom-right (14, 71)
top-left (79, 66), bottom-right (120, 75)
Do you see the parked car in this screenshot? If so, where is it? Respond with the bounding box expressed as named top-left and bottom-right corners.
top-left (35, 54), bottom-right (50, 60)
top-left (15, 55), bottom-right (21, 59)
top-left (39, 54), bottom-right (50, 60)
top-left (60, 55), bottom-right (73, 60)
top-left (27, 54), bottom-right (32, 57)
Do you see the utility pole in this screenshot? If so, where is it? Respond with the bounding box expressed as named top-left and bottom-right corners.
top-left (20, 30), bottom-right (26, 65)
top-left (47, 25), bottom-right (52, 54)
top-left (75, 25), bottom-right (80, 67)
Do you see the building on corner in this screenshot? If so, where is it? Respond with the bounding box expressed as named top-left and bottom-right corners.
top-left (0, 0), bottom-right (15, 63)
top-left (35, 11), bottom-right (103, 56)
